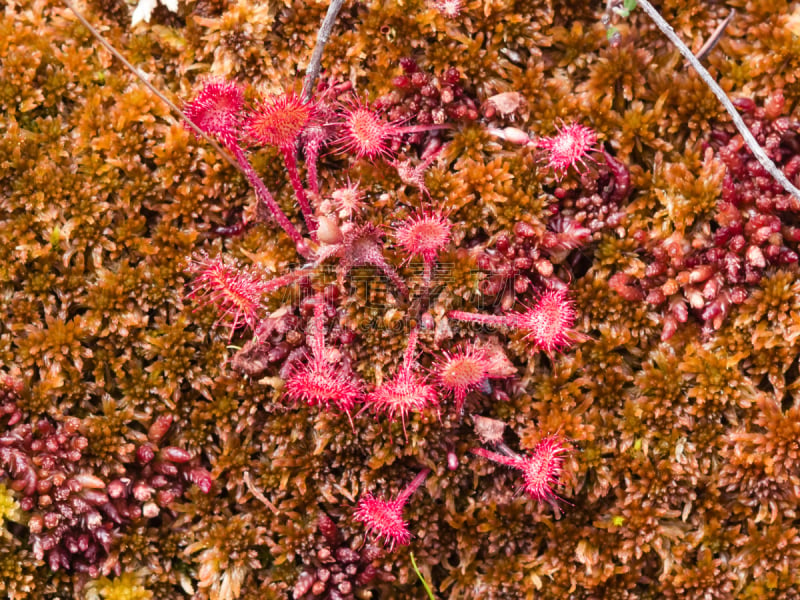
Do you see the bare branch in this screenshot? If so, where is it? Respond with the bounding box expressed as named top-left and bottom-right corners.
top-left (695, 9), bottom-right (736, 63)
top-left (61, 0), bottom-right (241, 173)
top-left (302, 0), bottom-right (346, 102)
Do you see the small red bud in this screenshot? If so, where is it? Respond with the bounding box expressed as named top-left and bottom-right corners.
top-left (29, 514), bottom-right (44, 534)
top-left (159, 447), bottom-right (193, 463)
top-left (671, 299), bottom-right (688, 322)
top-left (447, 450), bottom-right (459, 471)
top-left (311, 581), bottom-right (327, 596)
top-left (154, 461), bottom-right (179, 477)
top-left (318, 513), bottom-right (341, 546)
top-left (662, 279), bottom-right (679, 296)
top-left (441, 87), bottom-right (455, 104)
top-left (392, 75), bottom-right (411, 89)
top-left (444, 67), bottom-right (461, 85)
top-left (688, 289), bottom-right (705, 309)
top-left (411, 71), bottom-right (428, 87)
top-left (534, 258), bottom-right (554, 277)
top-left (156, 489), bottom-right (178, 506)
top-left (137, 444), bottom-right (156, 464)
top-left (148, 415), bottom-right (173, 443)
top-left (703, 276), bottom-right (722, 299)
top-left (357, 564), bottom-right (379, 585)
top-left (513, 221), bottom-right (536, 239)
top-left (150, 474), bottom-right (169, 488)
top-left (142, 501), bottom-right (160, 518)
top-left (646, 288), bottom-right (666, 305)
top-left (187, 467), bottom-right (214, 493)
top-left (132, 481), bottom-right (154, 502)
top-left (731, 286), bottom-right (748, 303)
top-left (729, 235), bottom-right (746, 253)
top-left (81, 489), bottom-right (110, 506)
top-left (496, 234), bottom-right (510, 253)
top-left (420, 84), bottom-right (438, 98)
top-left (689, 265), bottom-right (714, 283)
top-left (107, 479), bottom-right (127, 498)
top-left (294, 573), bottom-right (315, 597)
top-left (75, 473), bottom-right (106, 489)
top-left (400, 57), bottom-right (418, 73)
top-left (335, 547), bottom-right (361, 564)
top-left (746, 245), bottom-right (766, 268)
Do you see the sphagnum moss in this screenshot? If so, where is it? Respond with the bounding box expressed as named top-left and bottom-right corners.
top-left (3, 0), bottom-right (800, 598)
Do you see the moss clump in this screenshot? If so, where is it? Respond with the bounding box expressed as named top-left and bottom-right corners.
top-left (85, 570), bottom-right (154, 600)
top-left (0, 484), bottom-right (22, 527)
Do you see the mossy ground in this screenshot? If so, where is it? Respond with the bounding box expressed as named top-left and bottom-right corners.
top-left (2, 0), bottom-right (800, 598)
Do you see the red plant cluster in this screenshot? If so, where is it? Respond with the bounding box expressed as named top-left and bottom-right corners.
top-left (293, 513), bottom-right (393, 599)
top-left (179, 70), bottom-right (595, 555)
top-left (612, 91), bottom-right (800, 339)
top-left (0, 382), bottom-right (210, 576)
top-left (229, 309), bottom-right (308, 379)
top-left (470, 143), bottom-right (629, 315)
top-left (476, 220), bottom-right (591, 310)
top-left (374, 58), bottom-right (479, 142)
top-left (553, 149), bottom-right (631, 233)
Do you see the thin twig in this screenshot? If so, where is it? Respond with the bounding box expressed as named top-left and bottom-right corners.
top-left (302, 0), bottom-right (346, 102)
top-left (61, 0), bottom-right (241, 173)
top-left (694, 9), bottom-right (736, 63)
top-left (243, 470), bottom-right (280, 515)
top-left (636, 0), bottom-right (800, 202)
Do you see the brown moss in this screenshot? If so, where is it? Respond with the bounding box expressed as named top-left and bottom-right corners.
top-left (0, 538), bottom-right (39, 600)
top-left (5, 0), bottom-right (800, 597)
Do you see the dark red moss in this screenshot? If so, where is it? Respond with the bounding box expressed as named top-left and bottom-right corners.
top-left (374, 57), bottom-right (480, 145)
top-left (292, 513), bottom-right (394, 600)
top-left (0, 384), bottom-right (210, 578)
top-left (612, 91), bottom-right (800, 339)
